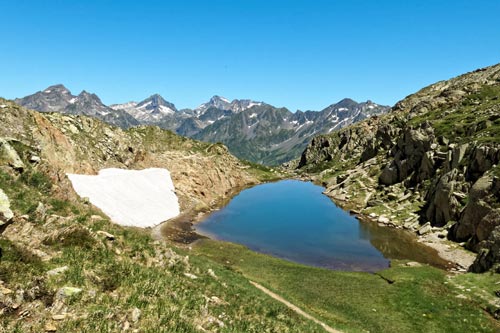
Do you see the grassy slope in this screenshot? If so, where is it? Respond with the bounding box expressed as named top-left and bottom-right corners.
top-left (0, 158), bottom-right (321, 332)
top-left (195, 239), bottom-right (500, 333)
top-left (408, 84), bottom-right (500, 144)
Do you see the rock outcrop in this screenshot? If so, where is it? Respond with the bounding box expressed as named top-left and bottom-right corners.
top-left (0, 98), bottom-right (266, 219)
top-left (296, 63), bottom-right (500, 271)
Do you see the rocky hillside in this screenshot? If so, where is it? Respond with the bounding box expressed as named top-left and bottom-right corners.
top-left (0, 99), bottom-right (276, 215)
top-left (295, 63), bottom-right (500, 272)
top-left (0, 99), bottom-right (323, 332)
top-left (16, 87), bottom-right (389, 165)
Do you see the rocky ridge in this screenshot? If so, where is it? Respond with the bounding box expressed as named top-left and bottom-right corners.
top-left (193, 99), bottom-right (389, 165)
top-left (295, 63), bottom-right (500, 272)
top-left (14, 85), bottom-right (139, 129)
top-left (16, 87), bottom-right (389, 165)
top-left (0, 98), bottom-right (273, 218)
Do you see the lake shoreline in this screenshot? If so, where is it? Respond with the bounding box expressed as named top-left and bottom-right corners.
top-left (156, 177), bottom-right (475, 272)
top-left (296, 174), bottom-right (477, 272)
top-left (152, 182), bottom-right (262, 244)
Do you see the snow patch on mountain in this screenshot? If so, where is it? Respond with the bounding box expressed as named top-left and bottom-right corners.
top-left (67, 168), bottom-right (180, 228)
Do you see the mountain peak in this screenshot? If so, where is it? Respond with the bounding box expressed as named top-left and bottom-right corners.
top-left (336, 98), bottom-right (358, 106)
top-left (210, 95), bottom-right (231, 103)
top-left (144, 94), bottom-right (169, 106)
top-left (43, 84), bottom-right (71, 94)
top-left (137, 94), bottom-right (176, 110)
top-left (77, 90), bottom-right (103, 103)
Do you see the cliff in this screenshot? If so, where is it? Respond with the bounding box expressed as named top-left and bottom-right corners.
top-left (296, 63), bottom-right (500, 272)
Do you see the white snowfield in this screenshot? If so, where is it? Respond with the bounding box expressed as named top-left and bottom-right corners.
top-left (67, 168), bottom-right (180, 228)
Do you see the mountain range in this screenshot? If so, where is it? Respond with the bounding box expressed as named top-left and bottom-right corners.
top-left (15, 85), bottom-right (390, 164)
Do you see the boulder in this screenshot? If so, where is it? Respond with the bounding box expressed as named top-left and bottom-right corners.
top-left (130, 307), bottom-right (141, 323)
top-left (29, 155), bottom-right (41, 163)
top-left (469, 226), bottom-right (500, 273)
top-left (451, 175), bottom-right (494, 242)
top-left (378, 216), bottom-right (390, 224)
top-left (476, 210), bottom-right (500, 244)
top-left (467, 146), bottom-right (500, 181)
top-left (46, 266), bottom-right (69, 277)
top-left (0, 189), bottom-right (14, 227)
top-left (425, 170), bottom-right (461, 227)
top-left (418, 222), bottom-right (432, 235)
top-left (0, 138), bottom-right (25, 171)
top-left (451, 143), bottom-right (469, 170)
top-left (55, 286), bottom-right (82, 300)
top-left (379, 164), bottom-right (398, 185)
top-left (96, 230), bottom-right (115, 241)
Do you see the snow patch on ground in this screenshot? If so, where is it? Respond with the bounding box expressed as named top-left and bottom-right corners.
top-left (67, 168), bottom-right (180, 228)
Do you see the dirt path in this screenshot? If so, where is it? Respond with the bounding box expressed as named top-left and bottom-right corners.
top-left (249, 281), bottom-right (342, 333)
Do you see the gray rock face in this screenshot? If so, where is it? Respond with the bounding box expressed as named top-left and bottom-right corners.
top-left (425, 170), bottom-right (462, 227)
top-left (450, 174), bottom-right (500, 247)
top-left (15, 85), bottom-right (139, 129)
top-left (470, 226), bottom-right (500, 273)
top-left (380, 126), bottom-right (435, 186)
top-left (467, 146), bottom-right (500, 181)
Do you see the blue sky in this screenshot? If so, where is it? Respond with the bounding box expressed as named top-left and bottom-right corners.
top-left (1, 0), bottom-right (499, 111)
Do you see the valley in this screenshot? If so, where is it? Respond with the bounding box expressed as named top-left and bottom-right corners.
top-left (1, 64), bottom-right (500, 332)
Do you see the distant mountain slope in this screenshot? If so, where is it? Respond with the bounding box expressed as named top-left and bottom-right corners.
top-left (295, 63), bottom-right (500, 272)
top-left (111, 94), bottom-right (180, 123)
top-left (15, 85), bottom-right (139, 128)
top-left (16, 86), bottom-right (389, 164)
top-left (194, 99), bottom-right (389, 165)
top-left (194, 95), bottom-right (263, 115)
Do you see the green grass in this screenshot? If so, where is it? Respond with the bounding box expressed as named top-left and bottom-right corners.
top-left (0, 168), bottom-right (323, 332)
top-left (194, 239), bottom-right (500, 333)
top-left (38, 227), bottom-right (324, 332)
top-left (408, 84), bottom-right (500, 144)
top-left (0, 238), bottom-right (46, 284)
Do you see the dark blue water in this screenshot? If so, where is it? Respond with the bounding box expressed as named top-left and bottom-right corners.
top-left (196, 180), bottom-right (450, 272)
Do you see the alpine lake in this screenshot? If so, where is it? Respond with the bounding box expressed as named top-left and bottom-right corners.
top-left (196, 180), bottom-right (450, 272)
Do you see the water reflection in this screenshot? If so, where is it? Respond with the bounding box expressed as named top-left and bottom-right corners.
top-left (359, 221), bottom-right (451, 269)
top-left (197, 180), bottom-right (449, 272)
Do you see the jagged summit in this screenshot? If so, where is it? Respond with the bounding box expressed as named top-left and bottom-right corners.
top-left (15, 85), bottom-right (139, 128)
top-left (15, 86), bottom-right (389, 164)
top-left (195, 95), bottom-right (263, 115)
top-left (111, 94), bottom-right (179, 123)
top-left (43, 84), bottom-right (71, 94)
